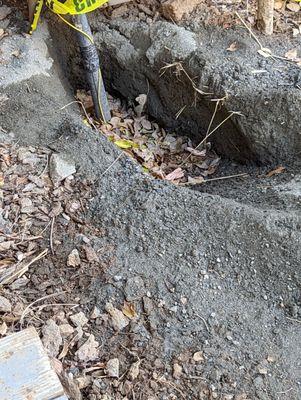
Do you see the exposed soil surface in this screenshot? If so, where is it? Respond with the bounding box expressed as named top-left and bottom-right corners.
top-left (1, 2), bottom-right (301, 400)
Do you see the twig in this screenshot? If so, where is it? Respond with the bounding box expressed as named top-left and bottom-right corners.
top-left (181, 111), bottom-right (243, 166)
top-left (60, 100), bottom-right (98, 130)
top-left (160, 62), bottom-right (212, 95)
top-left (204, 99), bottom-right (220, 146)
top-left (181, 173), bottom-right (248, 186)
top-left (235, 12), bottom-right (298, 64)
top-left (20, 291), bottom-right (66, 325)
top-left (175, 105), bottom-right (187, 119)
top-left (204, 173), bottom-right (249, 183)
top-left (235, 12), bottom-right (263, 48)
top-left (100, 153), bottom-right (124, 177)
top-left (195, 313), bottom-right (210, 333)
top-left (0, 249), bottom-right (48, 286)
top-left (50, 216), bottom-right (55, 255)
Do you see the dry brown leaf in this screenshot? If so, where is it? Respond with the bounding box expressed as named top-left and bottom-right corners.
top-left (266, 166), bottom-right (285, 177)
top-left (76, 90), bottom-right (93, 109)
top-left (165, 168), bottom-right (184, 181)
top-left (227, 42), bottom-right (238, 52)
top-left (122, 301), bottom-right (137, 319)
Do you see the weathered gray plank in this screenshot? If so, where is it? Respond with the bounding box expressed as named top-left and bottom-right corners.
top-left (0, 327), bottom-right (67, 400)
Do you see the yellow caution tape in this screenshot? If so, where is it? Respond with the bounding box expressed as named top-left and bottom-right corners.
top-left (30, 0), bottom-right (108, 33)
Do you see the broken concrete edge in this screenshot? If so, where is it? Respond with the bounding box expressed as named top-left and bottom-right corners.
top-left (87, 18), bottom-right (301, 163)
top-left (0, 24), bottom-right (53, 89)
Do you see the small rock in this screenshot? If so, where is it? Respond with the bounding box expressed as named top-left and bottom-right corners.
top-left (83, 245), bottom-right (99, 263)
top-left (162, 0), bottom-right (201, 22)
top-left (42, 319), bottom-right (63, 357)
top-left (0, 241), bottom-right (13, 251)
top-left (59, 323), bottom-right (75, 338)
top-left (20, 198), bottom-right (34, 214)
top-left (90, 306), bottom-right (101, 319)
top-left (143, 296), bottom-right (154, 315)
top-left (76, 375), bottom-right (92, 389)
top-left (0, 6), bottom-right (11, 20)
top-left (105, 302), bottom-right (129, 331)
top-left (124, 276), bottom-right (146, 301)
top-left (49, 153), bottom-right (76, 185)
top-left (193, 351), bottom-right (204, 362)
top-left (258, 367), bottom-right (268, 375)
top-left (70, 312), bottom-right (88, 327)
top-left (106, 358), bottom-right (119, 378)
top-left (67, 249), bottom-right (81, 267)
top-left (128, 361), bottom-right (140, 381)
top-left (0, 296), bottom-right (11, 313)
top-left (76, 334), bottom-right (99, 362)
top-left (0, 321), bottom-right (7, 336)
top-left (173, 363), bottom-right (182, 379)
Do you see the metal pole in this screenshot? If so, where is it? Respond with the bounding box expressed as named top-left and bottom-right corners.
top-left (73, 14), bottom-right (111, 123)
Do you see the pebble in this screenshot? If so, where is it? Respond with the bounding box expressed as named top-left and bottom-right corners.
top-left (193, 351), bottom-right (204, 362)
top-left (76, 334), bottom-right (99, 362)
top-left (128, 360), bottom-right (140, 380)
top-left (0, 295), bottom-right (11, 313)
top-left (105, 302), bottom-right (129, 331)
top-left (0, 5), bottom-right (11, 21)
top-left (90, 306), bottom-right (101, 319)
top-left (173, 363), bottom-right (182, 379)
top-left (106, 358), bottom-right (119, 378)
top-left (0, 321), bottom-right (7, 335)
top-left (59, 323), bottom-right (75, 338)
top-left (67, 249), bottom-right (81, 267)
top-left (42, 319), bottom-right (63, 357)
top-left (124, 276), bottom-right (146, 301)
top-left (49, 153), bottom-right (76, 185)
top-left (70, 311), bottom-right (88, 327)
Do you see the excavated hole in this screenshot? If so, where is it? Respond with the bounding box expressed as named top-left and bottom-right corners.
top-left (45, 12), bottom-right (297, 208)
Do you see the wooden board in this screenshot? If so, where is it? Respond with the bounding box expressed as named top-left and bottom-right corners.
top-left (0, 327), bottom-right (67, 400)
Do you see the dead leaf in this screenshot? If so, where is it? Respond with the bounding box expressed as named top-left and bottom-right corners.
top-left (76, 90), bottom-right (93, 109)
top-left (227, 42), bottom-right (238, 52)
top-left (285, 48), bottom-right (298, 61)
top-left (122, 302), bottom-right (137, 319)
top-left (115, 139), bottom-right (138, 149)
top-left (135, 94), bottom-right (147, 117)
top-left (286, 2), bottom-right (300, 12)
top-left (266, 166), bottom-right (285, 177)
top-left (165, 168), bottom-right (185, 181)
